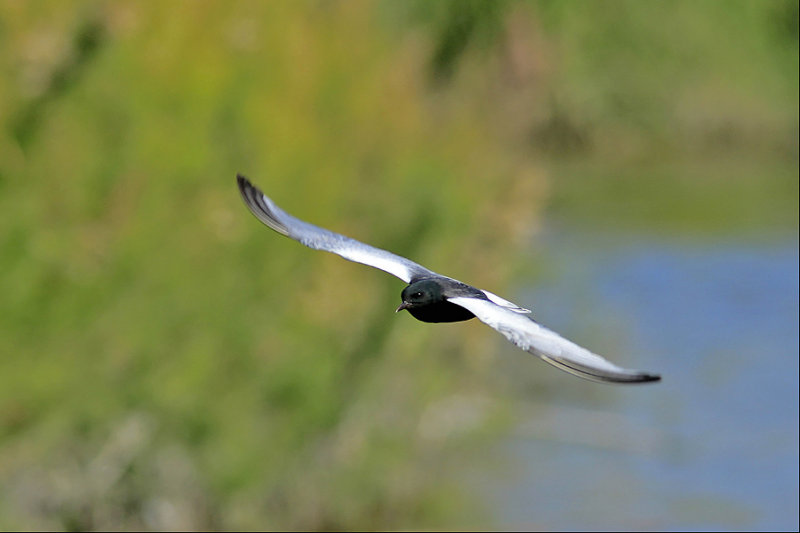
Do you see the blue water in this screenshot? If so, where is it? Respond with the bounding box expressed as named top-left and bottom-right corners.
top-left (483, 231), bottom-right (799, 531)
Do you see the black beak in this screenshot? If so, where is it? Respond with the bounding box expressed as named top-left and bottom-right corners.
top-left (396, 302), bottom-right (411, 313)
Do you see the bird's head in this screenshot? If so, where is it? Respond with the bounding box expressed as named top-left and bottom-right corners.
top-left (396, 279), bottom-right (444, 312)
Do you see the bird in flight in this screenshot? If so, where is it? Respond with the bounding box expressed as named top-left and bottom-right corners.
top-left (237, 174), bottom-right (660, 385)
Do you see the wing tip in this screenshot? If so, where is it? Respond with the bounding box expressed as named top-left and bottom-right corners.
top-left (595, 368), bottom-right (662, 385)
top-left (236, 172), bottom-right (257, 201)
top-left (634, 372), bottom-right (662, 384)
top-left (571, 367), bottom-right (662, 385)
top-left (536, 352), bottom-right (662, 385)
top-left (235, 173), bottom-right (290, 237)
top-left (607, 370), bottom-right (661, 384)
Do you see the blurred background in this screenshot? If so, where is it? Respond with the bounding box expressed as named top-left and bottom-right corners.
top-left (0, 1), bottom-right (797, 530)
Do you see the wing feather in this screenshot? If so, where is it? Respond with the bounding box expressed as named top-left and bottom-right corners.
top-left (480, 289), bottom-right (531, 314)
top-left (449, 296), bottom-right (661, 384)
top-left (237, 174), bottom-right (439, 283)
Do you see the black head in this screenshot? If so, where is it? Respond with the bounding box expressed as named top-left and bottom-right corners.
top-left (396, 279), bottom-right (445, 312)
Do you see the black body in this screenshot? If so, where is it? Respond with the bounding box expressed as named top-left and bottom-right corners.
top-left (406, 300), bottom-right (476, 323)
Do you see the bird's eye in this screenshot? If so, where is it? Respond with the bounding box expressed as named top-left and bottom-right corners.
top-left (413, 292), bottom-right (424, 299)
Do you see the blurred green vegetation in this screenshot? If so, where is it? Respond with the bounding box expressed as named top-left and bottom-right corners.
top-left (529, 0), bottom-right (798, 235)
top-left (0, 1), bottom-right (796, 530)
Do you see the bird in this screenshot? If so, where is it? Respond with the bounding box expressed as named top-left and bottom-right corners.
top-left (236, 174), bottom-right (660, 385)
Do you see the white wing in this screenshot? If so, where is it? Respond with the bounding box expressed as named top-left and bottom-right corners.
top-left (480, 289), bottom-right (531, 314)
top-left (238, 175), bottom-right (438, 283)
top-left (449, 296), bottom-right (660, 384)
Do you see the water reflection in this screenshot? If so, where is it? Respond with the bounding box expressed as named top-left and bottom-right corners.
top-left (484, 229), bottom-right (799, 531)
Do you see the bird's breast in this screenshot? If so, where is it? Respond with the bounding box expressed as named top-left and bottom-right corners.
top-left (407, 301), bottom-right (476, 323)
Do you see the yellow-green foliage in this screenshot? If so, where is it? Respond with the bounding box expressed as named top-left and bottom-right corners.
top-left (0, 2), bottom-right (541, 530)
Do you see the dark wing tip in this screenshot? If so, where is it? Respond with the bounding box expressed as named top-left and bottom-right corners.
top-left (592, 368), bottom-right (662, 385)
top-left (609, 370), bottom-right (661, 384)
top-left (235, 173), bottom-right (290, 236)
top-left (538, 353), bottom-right (662, 385)
top-left (236, 173), bottom-right (257, 200)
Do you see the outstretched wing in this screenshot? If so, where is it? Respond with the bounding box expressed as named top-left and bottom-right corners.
top-left (237, 174), bottom-right (439, 283)
top-left (448, 296), bottom-right (661, 384)
top-left (480, 290), bottom-right (531, 314)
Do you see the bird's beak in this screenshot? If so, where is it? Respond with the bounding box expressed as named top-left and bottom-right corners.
top-left (396, 302), bottom-right (411, 313)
